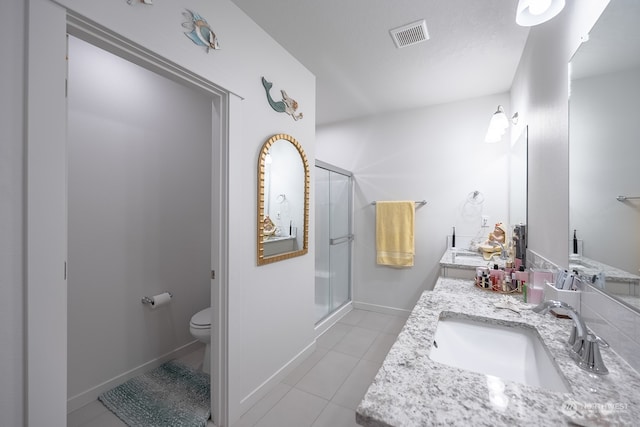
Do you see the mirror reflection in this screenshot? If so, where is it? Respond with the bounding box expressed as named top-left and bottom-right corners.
top-left (569, 0), bottom-right (640, 311)
top-left (510, 126), bottom-right (528, 227)
top-left (257, 134), bottom-right (309, 265)
top-left (510, 126), bottom-right (528, 266)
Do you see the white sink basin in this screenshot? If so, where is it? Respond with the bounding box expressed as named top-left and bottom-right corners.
top-left (430, 316), bottom-right (569, 393)
top-left (453, 254), bottom-right (482, 260)
top-left (451, 249), bottom-right (481, 257)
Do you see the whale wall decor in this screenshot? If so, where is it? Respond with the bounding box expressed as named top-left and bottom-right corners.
top-left (261, 77), bottom-right (304, 121)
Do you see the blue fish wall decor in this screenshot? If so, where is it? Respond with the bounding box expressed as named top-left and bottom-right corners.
top-left (182, 9), bottom-right (220, 53)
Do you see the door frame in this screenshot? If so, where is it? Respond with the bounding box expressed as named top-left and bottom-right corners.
top-left (26, 3), bottom-right (232, 425)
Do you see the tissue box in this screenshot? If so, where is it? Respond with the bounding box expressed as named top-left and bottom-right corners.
top-left (544, 281), bottom-right (581, 313)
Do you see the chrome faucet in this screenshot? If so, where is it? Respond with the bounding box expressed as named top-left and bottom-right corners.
top-left (533, 300), bottom-right (609, 375)
top-left (492, 241), bottom-right (508, 260)
top-left (498, 242), bottom-right (508, 260)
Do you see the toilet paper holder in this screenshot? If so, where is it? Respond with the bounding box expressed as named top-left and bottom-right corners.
top-left (141, 292), bottom-right (173, 305)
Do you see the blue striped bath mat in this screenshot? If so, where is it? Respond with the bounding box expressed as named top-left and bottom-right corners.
top-left (99, 360), bottom-right (210, 427)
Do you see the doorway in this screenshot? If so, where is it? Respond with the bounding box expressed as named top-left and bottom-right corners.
top-left (25, 9), bottom-right (230, 424)
top-left (67, 33), bottom-right (217, 412)
top-left (315, 161), bottom-right (353, 323)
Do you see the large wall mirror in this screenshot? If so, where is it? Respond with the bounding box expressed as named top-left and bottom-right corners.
top-left (257, 133), bottom-right (310, 265)
top-left (569, 0), bottom-right (640, 312)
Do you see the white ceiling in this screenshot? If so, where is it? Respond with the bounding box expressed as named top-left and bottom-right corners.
top-left (231, 0), bottom-right (531, 125)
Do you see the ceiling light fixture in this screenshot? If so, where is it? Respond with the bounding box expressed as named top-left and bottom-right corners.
top-left (484, 105), bottom-right (518, 143)
top-left (516, 0), bottom-right (565, 26)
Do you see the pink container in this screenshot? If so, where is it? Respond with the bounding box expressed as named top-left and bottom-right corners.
top-left (515, 271), bottom-right (529, 282)
top-left (527, 286), bottom-right (544, 304)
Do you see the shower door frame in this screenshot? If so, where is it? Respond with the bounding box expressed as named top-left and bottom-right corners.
top-left (315, 160), bottom-right (354, 325)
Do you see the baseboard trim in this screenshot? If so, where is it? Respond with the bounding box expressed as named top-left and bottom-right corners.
top-left (352, 301), bottom-right (411, 318)
top-left (67, 340), bottom-right (202, 413)
top-left (237, 340), bottom-right (316, 415)
top-left (314, 301), bottom-right (353, 337)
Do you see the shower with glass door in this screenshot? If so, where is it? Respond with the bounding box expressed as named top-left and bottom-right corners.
top-left (315, 161), bottom-right (353, 323)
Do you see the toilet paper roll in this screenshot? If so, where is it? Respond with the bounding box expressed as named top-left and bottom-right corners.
top-left (150, 292), bottom-right (172, 309)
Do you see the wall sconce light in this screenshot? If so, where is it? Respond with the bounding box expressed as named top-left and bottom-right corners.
top-left (516, 0), bottom-right (565, 27)
top-left (484, 105), bottom-right (518, 143)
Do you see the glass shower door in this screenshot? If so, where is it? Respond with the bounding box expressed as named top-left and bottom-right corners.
top-left (315, 162), bottom-right (352, 323)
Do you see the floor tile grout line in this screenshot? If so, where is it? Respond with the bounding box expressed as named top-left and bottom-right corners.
top-left (330, 332), bottom-right (383, 361)
top-left (298, 331), bottom-right (386, 407)
top-left (328, 356), bottom-right (381, 410)
top-left (308, 395), bottom-right (331, 427)
top-left (253, 385), bottom-right (331, 427)
top-left (249, 384), bottom-right (296, 427)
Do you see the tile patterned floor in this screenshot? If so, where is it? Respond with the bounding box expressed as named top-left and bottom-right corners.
top-left (68, 309), bottom-right (406, 427)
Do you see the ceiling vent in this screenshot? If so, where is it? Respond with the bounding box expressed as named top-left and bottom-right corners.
top-left (390, 19), bottom-right (429, 49)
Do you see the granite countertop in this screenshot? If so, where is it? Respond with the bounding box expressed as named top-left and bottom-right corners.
top-left (356, 277), bottom-right (640, 426)
top-left (569, 254), bottom-right (640, 285)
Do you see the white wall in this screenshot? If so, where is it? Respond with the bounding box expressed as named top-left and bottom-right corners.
top-left (66, 36), bottom-right (213, 400)
top-left (510, 0), bottom-right (609, 267)
top-left (0, 0), bottom-right (24, 425)
top-left (22, 0), bottom-right (316, 425)
top-left (570, 68), bottom-right (640, 274)
top-left (317, 94), bottom-right (512, 312)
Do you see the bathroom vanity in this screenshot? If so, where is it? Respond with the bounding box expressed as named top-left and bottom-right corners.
top-left (569, 254), bottom-right (640, 302)
top-left (356, 276), bottom-right (640, 426)
top-left (439, 248), bottom-right (487, 279)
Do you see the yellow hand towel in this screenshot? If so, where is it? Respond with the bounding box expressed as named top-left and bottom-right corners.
top-left (376, 201), bottom-right (415, 267)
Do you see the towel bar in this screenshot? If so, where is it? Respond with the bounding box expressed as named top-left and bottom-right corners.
top-left (371, 200), bottom-right (427, 206)
top-left (616, 196), bottom-right (640, 202)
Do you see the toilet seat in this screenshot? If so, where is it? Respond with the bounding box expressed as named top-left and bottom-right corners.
top-left (190, 307), bottom-right (212, 329)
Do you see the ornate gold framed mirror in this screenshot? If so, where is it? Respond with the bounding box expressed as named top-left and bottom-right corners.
top-left (257, 134), bottom-right (310, 265)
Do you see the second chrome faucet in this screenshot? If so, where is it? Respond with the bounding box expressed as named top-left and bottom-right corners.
top-left (533, 300), bottom-right (609, 375)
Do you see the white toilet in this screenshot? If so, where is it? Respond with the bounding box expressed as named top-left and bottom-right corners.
top-left (190, 307), bottom-right (212, 374)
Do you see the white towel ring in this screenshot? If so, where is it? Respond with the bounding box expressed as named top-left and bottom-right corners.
top-left (467, 190), bottom-right (484, 205)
